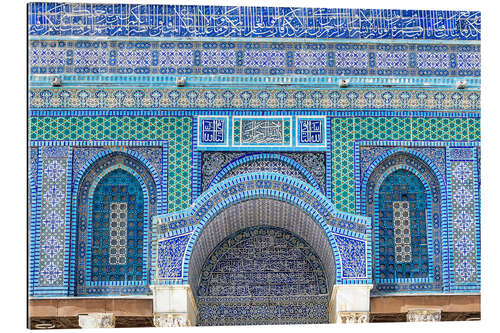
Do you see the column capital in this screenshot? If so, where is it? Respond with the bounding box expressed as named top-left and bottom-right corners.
top-left (78, 313), bottom-right (115, 328)
top-left (153, 313), bottom-right (191, 327)
top-left (407, 309), bottom-right (442, 322)
top-left (337, 311), bottom-right (370, 323)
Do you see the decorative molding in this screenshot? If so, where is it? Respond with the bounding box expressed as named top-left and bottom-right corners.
top-left (406, 309), bottom-right (442, 322)
top-left (29, 74), bottom-right (482, 88)
top-left (153, 314), bottom-right (190, 327)
top-left (337, 311), bottom-right (370, 323)
top-left (28, 39), bottom-right (480, 78)
top-left (78, 313), bottom-right (115, 328)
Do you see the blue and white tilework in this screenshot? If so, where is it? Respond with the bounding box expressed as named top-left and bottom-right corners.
top-left (200, 152), bottom-right (326, 194)
top-left (28, 40), bottom-right (480, 77)
top-left (75, 151), bottom-right (158, 295)
top-left (157, 233), bottom-right (192, 280)
top-left (449, 149), bottom-right (479, 285)
top-left (39, 146), bottom-right (70, 288)
top-left (333, 234), bottom-right (367, 279)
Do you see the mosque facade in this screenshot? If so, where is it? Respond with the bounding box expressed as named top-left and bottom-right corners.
top-left (28, 3), bottom-right (481, 328)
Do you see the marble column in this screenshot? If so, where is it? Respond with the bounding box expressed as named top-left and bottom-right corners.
top-left (328, 285), bottom-right (373, 323)
top-left (151, 285), bottom-right (198, 327)
top-left (78, 313), bottom-right (115, 328)
top-left (407, 309), bottom-right (442, 322)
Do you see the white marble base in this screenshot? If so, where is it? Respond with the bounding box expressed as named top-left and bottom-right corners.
top-left (78, 313), bottom-right (115, 328)
top-left (329, 284), bottom-right (373, 323)
top-left (151, 285), bottom-right (198, 326)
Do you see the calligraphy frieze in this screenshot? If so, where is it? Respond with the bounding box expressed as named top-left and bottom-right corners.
top-left (196, 116), bottom-right (329, 151)
top-left (240, 119), bottom-right (286, 145)
top-left (28, 3), bottom-right (480, 41)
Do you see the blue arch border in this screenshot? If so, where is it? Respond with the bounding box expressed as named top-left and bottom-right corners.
top-left (69, 146), bottom-right (163, 294)
top-left (154, 172), bottom-right (372, 287)
top-left (372, 164), bottom-right (435, 284)
top-left (356, 144), bottom-right (448, 292)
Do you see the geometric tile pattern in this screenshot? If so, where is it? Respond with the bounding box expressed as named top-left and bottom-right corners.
top-left (28, 4), bottom-right (480, 41)
top-left (28, 40), bottom-right (480, 77)
top-left (332, 117), bottom-right (480, 212)
top-left (29, 117), bottom-right (192, 212)
top-left (450, 160), bottom-right (478, 283)
top-left (29, 88), bottom-right (481, 111)
top-left (38, 146), bottom-right (70, 287)
top-left (392, 201), bottom-right (412, 263)
top-left (378, 171), bottom-right (428, 278)
top-left (108, 202), bottom-right (128, 266)
top-left (90, 169), bottom-right (144, 282)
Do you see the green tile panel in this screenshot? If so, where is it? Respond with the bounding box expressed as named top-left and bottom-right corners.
top-left (29, 116), bottom-right (193, 212)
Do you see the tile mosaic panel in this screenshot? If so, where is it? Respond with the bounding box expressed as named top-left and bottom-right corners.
top-left (157, 233), bottom-right (192, 279)
top-left (378, 171), bottom-right (428, 278)
top-left (332, 117), bottom-right (480, 213)
top-left (28, 3), bottom-right (480, 40)
top-left (90, 169), bottom-right (144, 281)
top-left (197, 294), bottom-right (329, 326)
top-left (200, 152), bottom-right (326, 194)
top-left (38, 146), bottom-right (70, 287)
top-left (195, 226), bottom-right (329, 325)
top-left (29, 117), bottom-right (192, 212)
top-left (29, 40), bottom-right (480, 77)
top-left (363, 152), bottom-right (443, 293)
top-left (198, 226), bottom-right (328, 297)
top-left (333, 235), bottom-right (367, 279)
top-left (28, 88), bottom-right (481, 112)
top-left (450, 158), bottom-right (478, 283)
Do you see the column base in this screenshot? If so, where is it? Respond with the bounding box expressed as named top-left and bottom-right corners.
top-left (78, 313), bottom-right (115, 328)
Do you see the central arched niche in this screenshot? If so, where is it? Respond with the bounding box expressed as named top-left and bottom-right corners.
top-left (188, 198), bottom-right (336, 326)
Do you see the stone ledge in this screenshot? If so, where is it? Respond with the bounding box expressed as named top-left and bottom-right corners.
top-left (29, 298), bottom-right (153, 317)
top-left (370, 295), bottom-right (480, 314)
